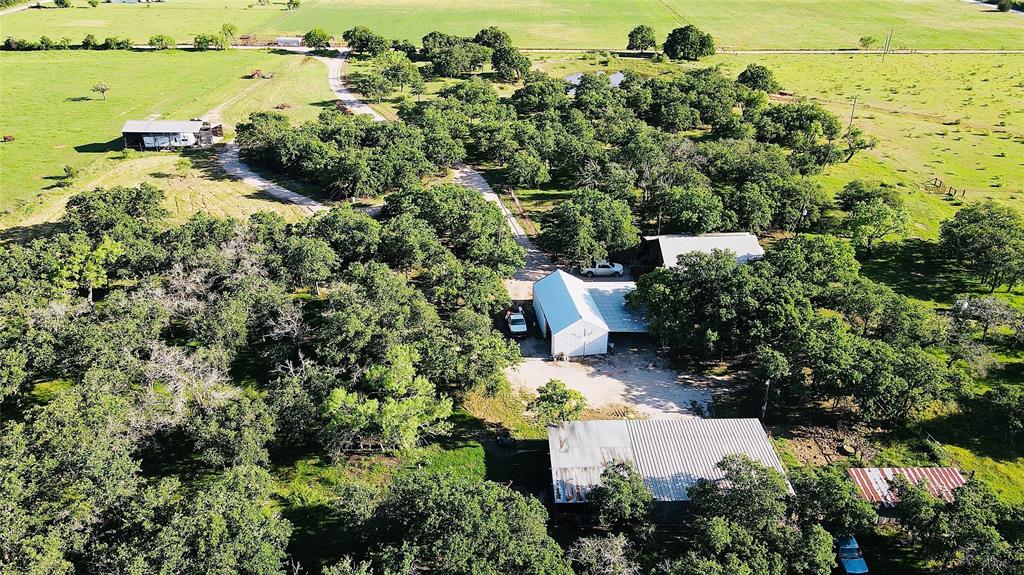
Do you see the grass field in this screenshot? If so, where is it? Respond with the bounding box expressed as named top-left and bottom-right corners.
top-left (0, 48), bottom-right (333, 227)
top-left (3, 0), bottom-right (1022, 50)
top-left (533, 52), bottom-right (1024, 238)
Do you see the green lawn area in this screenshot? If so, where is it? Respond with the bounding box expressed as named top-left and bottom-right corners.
top-left (0, 48), bottom-right (333, 229)
top-left (4, 0), bottom-right (1022, 49)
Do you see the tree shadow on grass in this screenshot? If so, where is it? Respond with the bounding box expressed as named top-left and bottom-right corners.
top-left (186, 148), bottom-right (235, 182)
top-left (919, 394), bottom-right (1024, 462)
top-left (0, 220), bottom-right (64, 244)
top-left (858, 238), bottom-right (977, 305)
top-left (309, 99), bottom-right (341, 109)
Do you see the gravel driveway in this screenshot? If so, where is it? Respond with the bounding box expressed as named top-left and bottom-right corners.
top-left (505, 337), bottom-right (716, 419)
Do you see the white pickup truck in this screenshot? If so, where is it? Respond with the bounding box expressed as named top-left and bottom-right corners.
top-left (576, 260), bottom-right (624, 277)
top-left (505, 308), bottom-right (528, 338)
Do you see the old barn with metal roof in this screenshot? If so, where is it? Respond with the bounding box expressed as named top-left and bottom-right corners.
top-left (548, 418), bottom-right (788, 507)
top-left (532, 270), bottom-right (646, 358)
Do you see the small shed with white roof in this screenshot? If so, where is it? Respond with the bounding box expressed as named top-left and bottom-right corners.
top-left (532, 270), bottom-right (645, 358)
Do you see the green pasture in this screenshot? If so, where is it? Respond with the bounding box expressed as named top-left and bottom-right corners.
top-left (0, 48), bottom-right (332, 226)
top-left (3, 0), bottom-right (1022, 49)
top-left (534, 52), bottom-right (1024, 237)
top-left (0, 0), bottom-right (281, 45)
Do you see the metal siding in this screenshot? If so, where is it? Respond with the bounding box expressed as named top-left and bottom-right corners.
top-left (533, 296), bottom-right (548, 338)
top-left (549, 419), bottom-right (787, 503)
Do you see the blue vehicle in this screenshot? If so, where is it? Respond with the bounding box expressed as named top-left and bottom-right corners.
top-left (837, 536), bottom-right (869, 574)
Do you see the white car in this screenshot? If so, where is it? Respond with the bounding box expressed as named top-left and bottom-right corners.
top-left (577, 260), bottom-right (624, 277)
top-left (506, 309), bottom-right (528, 338)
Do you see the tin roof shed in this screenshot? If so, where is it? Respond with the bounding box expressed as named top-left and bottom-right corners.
top-left (548, 418), bottom-right (787, 504)
top-left (847, 467), bottom-right (967, 506)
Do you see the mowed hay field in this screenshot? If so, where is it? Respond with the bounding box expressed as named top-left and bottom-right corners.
top-left (3, 0), bottom-right (1023, 49)
top-left (0, 49), bottom-right (333, 225)
top-left (81, 154), bottom-right (311, 224)
top-left (534, 52), bottom-right (1024, 238)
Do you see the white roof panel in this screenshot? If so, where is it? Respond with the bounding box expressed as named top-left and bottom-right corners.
top-left (121, 120), bottom-right (205, 134)
top-left (533, 270), bottom-right (607, 334)
top-left (549, 418), bottom-right (788, 503)
top-left (648, 233), bottom-right (765, 267)
top-left (586, 283), bottom-right (646, 333)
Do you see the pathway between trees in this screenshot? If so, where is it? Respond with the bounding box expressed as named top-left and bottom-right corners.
top-left (217, 144), bottom-right (325, 215)
top-left (311, 48), bottom-right (386, 122)
top-left (452, 165), bottom-right (554, 298)
top-left (211, 47), bottom-right (552, 291)
top-left (207, 48), bottom-right (376, 214)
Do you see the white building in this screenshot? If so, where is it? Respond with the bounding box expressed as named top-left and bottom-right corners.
top-left (642, 232), bottom-right (765, 267)
top-left (532, 270), bottom-right (646, 358)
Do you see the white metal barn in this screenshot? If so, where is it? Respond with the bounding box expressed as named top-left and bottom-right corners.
top-left (532, 271), bottom-right (646, 357)
top-left (644, 232), bottom-right (765, 267)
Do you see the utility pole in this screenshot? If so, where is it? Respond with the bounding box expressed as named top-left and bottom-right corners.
top-left (760, 379), bottom-right (771, 420)
top-left (881, 29), bottom-right (893, 62)
top-left (847, 95), bottom-right (859, 130)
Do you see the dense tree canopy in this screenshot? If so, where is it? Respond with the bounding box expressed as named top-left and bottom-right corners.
top-left (663, 25), bottom-right (716, 61)
top-left (941, 200), bottom-right (1024, 291)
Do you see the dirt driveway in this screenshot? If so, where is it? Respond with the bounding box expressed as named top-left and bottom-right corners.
top-left (505, 336), bottom-right (718, 419)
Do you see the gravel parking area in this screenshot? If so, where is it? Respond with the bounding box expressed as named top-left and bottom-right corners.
top-left (505, 336), bottom-right (717, 419)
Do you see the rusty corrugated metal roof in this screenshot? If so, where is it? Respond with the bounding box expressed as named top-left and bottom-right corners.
top-left (548, 419), bottom-right (787, 503)
top-left (847, 467), bottom-right (967, 506)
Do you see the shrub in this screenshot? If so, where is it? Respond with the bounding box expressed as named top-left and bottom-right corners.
top-left (149, 34), bottom-right (175, 50)
top-left (193, 33), bottom-right (225, 51)
top-left (303, 27), bottom-right (331, 50)
top-left (81, 34), bottom-right (99, 50)
top-left (53, 0), bottom-right (70, 7)
top-left (102, 37), bottom-right (132, 50)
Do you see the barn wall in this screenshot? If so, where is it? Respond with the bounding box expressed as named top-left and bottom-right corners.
top-left (533, 297), bottom-right (549, 338)
top-left (551, 320), bottom-right (607, 357)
